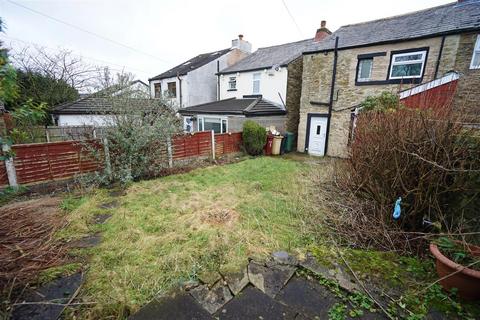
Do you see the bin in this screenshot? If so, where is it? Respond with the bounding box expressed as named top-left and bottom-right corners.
top-left (280, 135), bottom-right (287, 154)
top-left (272, 135), bottom-right (283, 155)
top-left (264, 134), bottom-right (274, 155)
top-left (284, 132), bottom-right (295, 153)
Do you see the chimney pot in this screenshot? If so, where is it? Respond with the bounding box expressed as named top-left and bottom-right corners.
top-left (231, 34), bottom-right (251, 53)
top-left (314, 20), bottom-right (331, 42)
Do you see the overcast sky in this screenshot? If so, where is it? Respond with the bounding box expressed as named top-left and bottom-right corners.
top-left (1, 0), bottom-right (452, 83)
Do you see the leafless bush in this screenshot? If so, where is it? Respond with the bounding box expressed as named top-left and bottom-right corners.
top-left (324, 102), bottom-right (480, 252)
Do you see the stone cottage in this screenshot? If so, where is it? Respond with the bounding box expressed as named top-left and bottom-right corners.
top-left (297, 0), bottom-right (480, 157)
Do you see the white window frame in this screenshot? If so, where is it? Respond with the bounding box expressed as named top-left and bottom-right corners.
top-left (252, 72), bottom-right (261, 94)
top-left (228, 76), bottom-right (237, 90)
top-left (183, 116), bottom-right (193, 133)
top-left (197, 115), bottom-right (228, 134)
top-left (470, 35), bottom-right (480, 70)
top-left (389, 50), bottom-right (427, 80)
top-left (357, 58), bottom-right (373, 82)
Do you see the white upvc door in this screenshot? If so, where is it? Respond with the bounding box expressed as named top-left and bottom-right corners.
top-left (308, 116), bottom-right (328, 156)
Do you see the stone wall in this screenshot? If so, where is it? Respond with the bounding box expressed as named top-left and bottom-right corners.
top-left (453, 32), bottom-right (480, 120)
top-left (285, 57), bottom-right (303, 140)
top-left (298, 35), bottom-right (461, 157)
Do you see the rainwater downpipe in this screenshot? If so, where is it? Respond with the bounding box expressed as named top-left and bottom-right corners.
top-left (434, 35), bottom-right (446, 79)
top-left (217, 61), bottom-right (220, 100)
top-left (177, 73), bottom-right (183, 107)
top-left (324, 36), bottom-right (339, 156)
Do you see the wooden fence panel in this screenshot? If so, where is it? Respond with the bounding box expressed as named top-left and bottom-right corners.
top-left (172, 131), bottom-right (212, 159)
top-left (0, 161), bottom-right (8, 187)
top-left (215, 132), bottom-right (242, 156)
top-left (12, 141), bottom-right (100, 185)
top-left (0, 131), bottom-right (243, 187)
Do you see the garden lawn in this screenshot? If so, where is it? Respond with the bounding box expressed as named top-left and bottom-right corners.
top-left (61, 157), bottom-right (326, 318)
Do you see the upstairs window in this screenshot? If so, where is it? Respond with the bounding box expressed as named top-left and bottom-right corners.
top-left (167, 81), bottom-right (177, 98)
top-left (357, 58), bottom-right (373, 82)
top-left (154, 83), bottom-right (161, 98)
top-left (228, 76), bottom-right (237, 90)
top-left (252, 73), bottom-right (261, 94)
top-left (389, 50), bottom-right (427, 79)
top-left (470, 35), bottom-right (480, 69)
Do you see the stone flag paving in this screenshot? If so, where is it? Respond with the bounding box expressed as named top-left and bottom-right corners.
top-left (129, 252), bottom-right (388, 320)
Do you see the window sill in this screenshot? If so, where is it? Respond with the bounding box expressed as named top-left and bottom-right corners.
top-left (355, 78), bottom-right (423, 86)
top-left (227, 89), bottom-right (237, 92)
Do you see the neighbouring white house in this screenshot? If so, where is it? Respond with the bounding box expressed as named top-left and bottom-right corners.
top-left (52, 80), bottom-right (149, 126)
top-left (179, 22), bottom-right (331, 136)
top-left (148, 35), bottom-right (252, 109)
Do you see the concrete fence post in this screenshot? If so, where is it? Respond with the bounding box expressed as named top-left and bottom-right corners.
top-left (211, 130), bottom-right (216, 160)
top-left (166, 136), bottom-right (173, 168)
top-left (2, 143), bottom-right (18, 188)
top-left (45, 129), bottom-right (50, 143)
top-left (102, 137), bottom-right (112, 180)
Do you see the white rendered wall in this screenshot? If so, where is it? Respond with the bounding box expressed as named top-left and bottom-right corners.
top-left (219, 68), bottom-right (288, 105)
top-left (57, 115), bottom-right (115, 126)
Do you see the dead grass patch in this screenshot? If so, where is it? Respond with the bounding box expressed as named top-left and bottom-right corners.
top-left (0, 197), bottom-right (69, 293)
top-left (200, 208), bottom-right (239, 226)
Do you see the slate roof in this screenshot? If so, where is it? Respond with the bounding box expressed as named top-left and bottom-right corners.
top-left (218, 38), bottom-right (314, 74)
top-left (149, 48), bottom-right (232, 81)
top-left (305, 0), bottom-right (480, 53)
top-left (52, 97), bottom-right (159, 115)
top-left (178, 96), bottom-right (286, 117)
top-left (52, 96), bottom-right (112, 115)
top-left (53, 80), bottom-right (153, 115)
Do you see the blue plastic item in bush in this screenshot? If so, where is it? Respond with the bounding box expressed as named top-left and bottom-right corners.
top-left (393, 197), bottom-right (402, 220)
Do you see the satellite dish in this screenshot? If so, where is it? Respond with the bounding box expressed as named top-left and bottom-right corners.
top-left (268, 64), bottom-right (280, 76)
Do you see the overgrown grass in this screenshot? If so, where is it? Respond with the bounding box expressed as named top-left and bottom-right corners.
top-left (62, 157), bottom-right (322, 318)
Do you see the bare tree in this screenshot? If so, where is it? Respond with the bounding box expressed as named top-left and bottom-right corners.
top-left (11, 45), bottom-right (99, 93)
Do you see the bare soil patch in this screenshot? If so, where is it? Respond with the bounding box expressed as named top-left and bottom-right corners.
top-left (201, 208), bottom-right (239, 226)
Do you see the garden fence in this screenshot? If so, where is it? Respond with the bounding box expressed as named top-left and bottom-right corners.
top-left (0, 131), bottom-right (243, 187)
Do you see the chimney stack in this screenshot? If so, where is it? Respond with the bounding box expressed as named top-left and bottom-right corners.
top-left (231, 34), bottom-right (252, 53)
top-left (314, 20), bottom-right (332, 42)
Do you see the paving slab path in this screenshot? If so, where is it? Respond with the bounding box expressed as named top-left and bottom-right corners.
top-left (129, 252), bottom-right (391, 320)
top-left (11, 272), bottom-right (83, 320)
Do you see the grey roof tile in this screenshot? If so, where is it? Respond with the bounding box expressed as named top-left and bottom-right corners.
top-left (219, 38), bottom-right (314, 74)
top-left (149, 48), bottom-right (232, 81)
top-left (305, 0), bottom-right (480, 53)
top-left (178, 97), bottom-right (286, 116)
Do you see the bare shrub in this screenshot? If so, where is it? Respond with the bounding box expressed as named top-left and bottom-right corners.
top-left (328, 97), bottom-right (480, 252)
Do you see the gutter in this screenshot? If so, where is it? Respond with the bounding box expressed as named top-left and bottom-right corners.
top-left (216, 64), bottom-right (289, 76)
top-left (324, 36), bottom-right (339, 156)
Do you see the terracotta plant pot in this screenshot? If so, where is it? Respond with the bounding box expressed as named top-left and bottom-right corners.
top-left (429, 242), bottom-right (480, 300)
